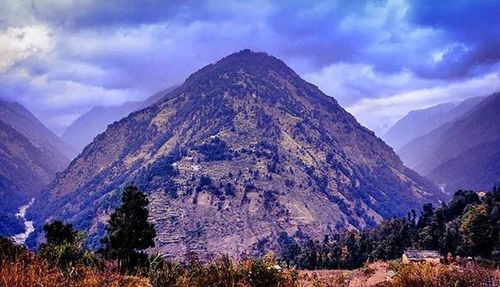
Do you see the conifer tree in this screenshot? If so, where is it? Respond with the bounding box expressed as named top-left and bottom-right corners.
top-left (101, 185), bottom-right (156, 273)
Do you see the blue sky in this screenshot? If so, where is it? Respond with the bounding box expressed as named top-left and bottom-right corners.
top-left (0, 0), bottom-right (499, 135)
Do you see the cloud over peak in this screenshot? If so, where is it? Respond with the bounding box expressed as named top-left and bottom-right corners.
top-left (0, 0), bottom-right (498, 134)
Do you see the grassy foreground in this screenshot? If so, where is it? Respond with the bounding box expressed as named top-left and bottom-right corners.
top-left (1, 241), bottom-right (498, 287)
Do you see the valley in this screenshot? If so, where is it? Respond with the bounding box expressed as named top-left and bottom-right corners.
top-left (0, 2), bottom-right (498, 285)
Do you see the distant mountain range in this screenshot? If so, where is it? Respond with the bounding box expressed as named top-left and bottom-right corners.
top-left (383, 97), bottom-right (485, 150)
top-left (0, 120), bottom-right (66, 236)
top-left (28, 50), bottom-right (441, 259)
top-left (0, 100), bottom-right (73, 236)
top-left (0, 100), bottom-right (73, 167)
top-left (383, 92), bottom-right (500, 194)
top-left (62, 87), bottom-right (177, 157)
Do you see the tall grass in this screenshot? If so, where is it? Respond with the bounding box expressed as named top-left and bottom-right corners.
top-left (1, 236), bottom-right (498, 287)
top-left (0, 243), bottom-right (146, 287)
top-left (390, 262), bottom-right (500, 287)
top-left (148, 253), bottom-right (298, 287)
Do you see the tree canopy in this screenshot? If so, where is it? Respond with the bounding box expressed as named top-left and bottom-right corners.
top-left (279, 188), bottom-right (500, 270)
top-left (100, 185), bottom-right (156, 273)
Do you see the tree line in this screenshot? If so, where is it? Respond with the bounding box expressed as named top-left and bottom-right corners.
top-left (278, 188), bottom-right (500, 270)
top-left (3, 185), bottom-right (498, 275)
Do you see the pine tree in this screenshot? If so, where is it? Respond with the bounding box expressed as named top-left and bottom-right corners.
top-left (101, 185), bottom-right (156, 273)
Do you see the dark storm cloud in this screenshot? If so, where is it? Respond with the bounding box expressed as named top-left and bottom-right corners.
top-left (266, 1), bottom-right (367, 64)
top-left (407, 0), bottom-right (500, 78)
top-left (24, 0), bottom-right (218, 28)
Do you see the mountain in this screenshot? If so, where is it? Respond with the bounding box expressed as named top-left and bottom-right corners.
top-left (383, 97), bottom-right (484, 150)
top-left (400, 92), bottom-right (500, 193)
top-left (29, 50), bottom-right (440, 259)
top-left (0, 99), bottom-right (72, 167)
top-left (62, 87), bottom-right (177, 156)
top-left (0, 120), bottom-right (65, 235)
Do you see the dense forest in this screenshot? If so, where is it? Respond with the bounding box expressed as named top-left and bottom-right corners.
top-left (278, 188), bottom-right (500, 270)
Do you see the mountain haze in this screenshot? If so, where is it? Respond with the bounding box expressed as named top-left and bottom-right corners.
top-left (384, 97), bottom-right (484, 151)
top-left (0, 100), bottom-right (72, 168)
top-left (419, 92), bottom-right (500, 192)
top-left (29, 50), bottom-right (440, 259)
top-left (0, 100), bottom-right (73, 236)
top-left (62, 87), bottom-right (177, 156)
top-left (0, 119), bottom-right (66, 235)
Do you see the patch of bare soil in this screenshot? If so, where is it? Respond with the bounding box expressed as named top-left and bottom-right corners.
top-left (297, 262), bottom-right (390, 287)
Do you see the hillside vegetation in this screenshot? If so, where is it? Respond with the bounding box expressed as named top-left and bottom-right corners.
top-left (29, 50), bottom-right (440, 259)
top-left (280, 188), bottom-right (500, 270)
top-left (2, 187), bottom-right (499, 287)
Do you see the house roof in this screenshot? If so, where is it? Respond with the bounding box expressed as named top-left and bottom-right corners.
top-left (404, 249), bottom-right (441, 260)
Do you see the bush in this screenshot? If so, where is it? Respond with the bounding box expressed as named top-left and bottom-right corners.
top-left (187, 256), bottom-right (241, 287)
top-left (149, 254), bottom-right (296, 287)
top-left (196, 175), bottom-right (221, 196)
top-left (0, 236), bottom-right (27, 261)
top-left (0, 247), bottom-right (145, 287)
top-left (39, 242), bottom-right (101, 269)
top-left (149, 255), bottom-right (185, 287)
top-left (43, 220), bottom-right (79, 245)
top-left (196, 137), bottom-right (233, 161)
top-left (244, 257), bottom-right (283, 287)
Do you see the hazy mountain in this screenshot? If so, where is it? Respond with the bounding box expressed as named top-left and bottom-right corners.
top-left (29, 50), bottom-right (440, 259)
top-left (384, 97), bottom-right (485, 150)
top-left (0, 120), bottom-right (65, 235)
top-left (420, 92), bottom-right (500, 193)
top-left (0, 100), bottom-right (72, 168)
top-left (62, 87), bottom-right (177, 157)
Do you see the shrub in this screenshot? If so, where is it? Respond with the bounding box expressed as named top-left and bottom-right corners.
top-left (39, 242), bottom-right (101, 269)
top-left (263, 190), bottom-right (278, 210)
top-left (196, 175), bottom-right (221, 196)
top-left (244, 257), bottom-right (283, 287)
top-left (148, 254), bottom-right (296, 287)
top-left (224, 182), bottom-right (236, 197)
top-left (187, 256), bottom-right (241, 287)
top-left (0, 248), bottom-right (145, 287)
top-left (0, 236), bottom-right (27, 261)
top-left (43, 220), bottom-right (79, 245)
top-left (196, 137), bottom-right (233, 161)
top-left (149, 255), bottom-right (185, 287)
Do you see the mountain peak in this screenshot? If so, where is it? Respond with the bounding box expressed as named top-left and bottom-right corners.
top-left (30, 50), bottom-right (440, 259)
top-left (184, 49), bottom-right (297, 87)
top-left (219, 49), bottom-right (280, 64)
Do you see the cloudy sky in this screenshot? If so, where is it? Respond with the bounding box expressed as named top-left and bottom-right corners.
top-left (0, 0), bottom-right (499, 135)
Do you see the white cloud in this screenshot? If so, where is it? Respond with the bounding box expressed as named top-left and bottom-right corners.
top-left (0, 0), bottom-right (498, 136)
top-left (304, 62), bottom-right (439, 105)
top-left (38, 80), bottom-right (140, 108)
top-left (0, 25), bottom-right (53, 72)
top-left (347, 72), bottom-right (500, 135)
top-left (44, 112), bottom-right (82, 132)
